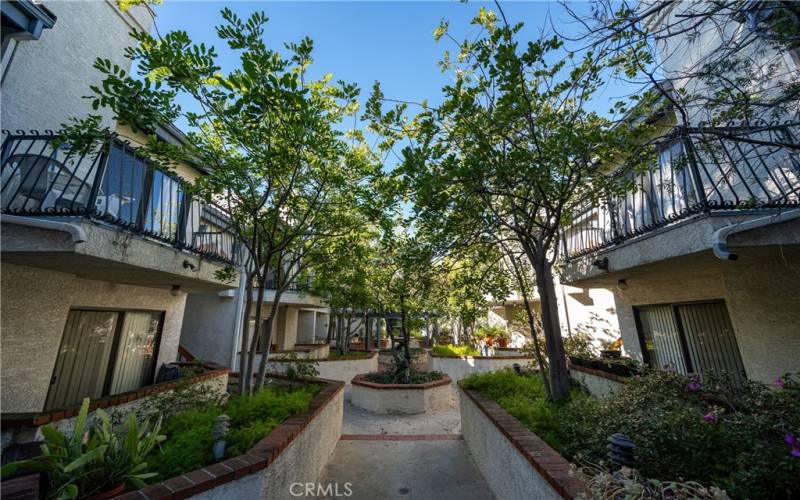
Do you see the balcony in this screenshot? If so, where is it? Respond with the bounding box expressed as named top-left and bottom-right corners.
top-left (562, 124), bottom-right (800, 261)
top-left (1, 131), bottom-right (240, 290)
top-left (1, 131), bottom-right (239, 265)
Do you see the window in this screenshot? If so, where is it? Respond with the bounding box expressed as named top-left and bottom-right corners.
top-left (635, 301), bottom-right (746, 382)
top-left (45, 309), bottom-right (164, 411)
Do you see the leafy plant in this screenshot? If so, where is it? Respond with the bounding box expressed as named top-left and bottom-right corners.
top-left (279, 352), bottom-right (320, 386)
top-left (563, 331), bottom-right (596, 359)
top-left (431, 344), bottom-right (480, 357)
top-left (0, 399), bottom-right (165, 498)
top-left (148, 384), bottom-right (321, 480)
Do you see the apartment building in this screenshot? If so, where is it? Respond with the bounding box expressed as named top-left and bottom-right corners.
top-left (0, 1), bottom-right (235, 443)
top-left (560, 2), bottom-right (799, 384)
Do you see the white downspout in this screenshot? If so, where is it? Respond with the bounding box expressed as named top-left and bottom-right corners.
top-left (712, 209), bottom-right (800, 260)
top-left (1, 214), bottom-right (87, 243)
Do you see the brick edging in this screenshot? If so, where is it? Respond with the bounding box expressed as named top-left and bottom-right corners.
top-left (430, 354), bottom-right (533, 360)
top-left (1, 364), bottom-right (230, 429)
top-left (460, 387), bottom-right (586, 499)
top-left (568, 362), bottom-right (632, 384)
top-left (117, 378), bottom-right (345, 500)
top-left (350, 374), bottom-right (451, 390)
top-left (267, 351), bottom-right (378, 362)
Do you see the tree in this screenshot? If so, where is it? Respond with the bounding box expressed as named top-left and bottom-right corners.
top-left (563, 0), bottom-right (799, 148)
top-left (61, 8), bottom-right (374, 394)
top-left (365, 6), bottom-right (654, 400)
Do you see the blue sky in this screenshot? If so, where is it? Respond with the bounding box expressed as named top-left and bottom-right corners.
top-left (152, 1), bottom-right (629, 127)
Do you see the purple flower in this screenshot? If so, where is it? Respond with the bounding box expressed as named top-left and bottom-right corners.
top-left (785, 433), bottom-right (800, 458)
top-left (703, 410), bottom-right (717, 423)
top-left (687, 380), bottom-right (701, 392)
top-left (775, 377), bottom-right (786, 389)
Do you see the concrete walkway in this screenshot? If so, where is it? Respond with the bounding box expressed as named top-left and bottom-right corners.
top-left (317, 399), bottom-right (495, 500)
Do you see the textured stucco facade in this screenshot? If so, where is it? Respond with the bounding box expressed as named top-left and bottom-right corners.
top-left (2, 1), bottom-right (153, 131)
top-left (1, 262), bottom-right (187, 413)
top-left (563, 216), bottom-right (800, 384)
top-left (460, 392), bottom-right (563, 500)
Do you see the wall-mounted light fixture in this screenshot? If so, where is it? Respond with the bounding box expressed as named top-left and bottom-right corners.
top-left (183, 260), bottom-right (197, 272)
top-left (592, 257), bottom-right (609, 270)
top-left (616, 279), bottom-right (628, 291)
top-left (170, 285), bottom-right (182, 296)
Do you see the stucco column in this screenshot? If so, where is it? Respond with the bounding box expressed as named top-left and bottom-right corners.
top-left (282, 307), bottom-right (299, 350)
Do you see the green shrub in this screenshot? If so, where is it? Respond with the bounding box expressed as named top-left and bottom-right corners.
top-left (148, 384), bottom-right (321, 481)
top-left (431, 344), bottom-right (479, 357)
top-left (462, 369), bottom-right (800, 499)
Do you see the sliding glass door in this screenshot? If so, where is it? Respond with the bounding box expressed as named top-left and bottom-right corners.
top-left (45, 309), bottom-right (164, 411)
top-left (635, 301), bottom-right (746, 382)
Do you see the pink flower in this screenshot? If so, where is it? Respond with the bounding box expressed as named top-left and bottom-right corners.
top-left (703, 410), bottom-right (717, 423)
top-left (775, 377), bottom-right (786, 389)
top-left (687, 380), bottom-right (701, 392)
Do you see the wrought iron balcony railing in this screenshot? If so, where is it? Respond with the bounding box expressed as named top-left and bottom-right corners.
top-left (562, 123), bottom-right (800, 259)
top-left (1, 131), bottom-right (240, 266)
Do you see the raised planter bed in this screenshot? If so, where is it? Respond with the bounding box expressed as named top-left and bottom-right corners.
top-left (350, 374), bottom-right (452, 415)
top-left (118, 377), bottom-right (344, 500)
top-left (568, 356), bottom-right (637, 378)
top-left (266, 351), bottom-right (379, 386)
top-left (1, 362), bottom-right (229, 452)
top-left (568, 360), bottom-right (630, 398)
top-left (460, 387), bottom-right (586, 500)
top-left (429, 353), bottom-right (534, 385)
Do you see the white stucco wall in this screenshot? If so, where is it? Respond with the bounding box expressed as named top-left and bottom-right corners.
top-left (181, 292), bottom-right (239, 367)
top-left (569, 367), bottom-right (626, 398)
top-left (460, 393), bottom-right (564, 500)
top-left (611, 250), bottom-right (800, 384)
top-left (265, 354), bottom-right (379, 391)
top-left (429, 356), bottom-right (535, 384)
top-left (193, 386), bottom-right (343, 500)
top-left (1, 263), bottom-right (185, 413)
top-left (2, 1), bottom-right (154, 132)
top-left (351, 380), bottom-right (452, 415)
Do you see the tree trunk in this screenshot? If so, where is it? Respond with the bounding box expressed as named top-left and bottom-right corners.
top-left (502, 245), bottom-right (552, 400)
top-left (533, 257), bottom-right (570, 401)
top-left (400, 295), bottom-right (411, 383)
top-left (254, 291), bottom-right (283, 392)
top-left (238, 271), bottom-right (255, 395)
top-left (245, 277), bottom-right (267, 395)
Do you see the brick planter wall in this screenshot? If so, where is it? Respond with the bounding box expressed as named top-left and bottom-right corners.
top-left (350, 374), bottom-right (452, 414)
top-left (460, 388), bottom-right (586, 500)
top-left (1, 363), bottom-right (230, 453)
top-left (118, 377), bottom-right (344, 500)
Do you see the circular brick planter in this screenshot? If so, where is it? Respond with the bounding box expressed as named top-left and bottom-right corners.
top-left (350, 374), bottom-right (453, 415)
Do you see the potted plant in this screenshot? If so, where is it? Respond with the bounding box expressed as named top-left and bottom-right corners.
top-left (1, 399), bottom-right (165, 499)
top-left (600, 337), bottom-right (623, 359)
top-left (495, 329), bottom-right (511, 348)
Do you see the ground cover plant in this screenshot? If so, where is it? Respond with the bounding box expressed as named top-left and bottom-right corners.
top-left (461, 369), bottom-right (800, 499)
top-left (431, 345), bottom-right (480, 357)
top-left (148, 383), bottom-right (322, 481)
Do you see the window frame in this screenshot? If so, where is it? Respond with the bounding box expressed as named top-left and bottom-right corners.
top-left (633, 299), bottom-right (744, 379)
top-left (45, 307), bottom-right (165, 411)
